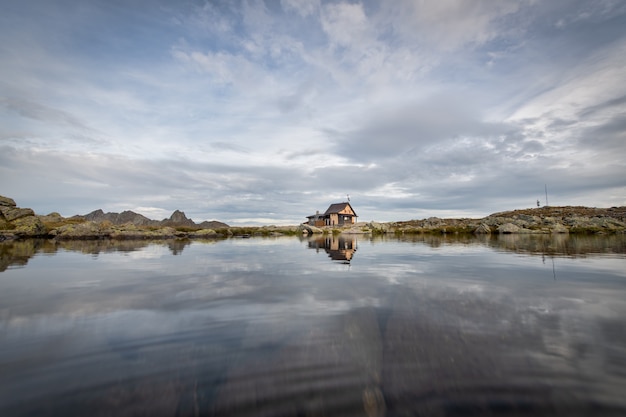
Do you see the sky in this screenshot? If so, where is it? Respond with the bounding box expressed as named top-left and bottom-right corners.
top-left (1, 0), bottom-right (625, 225)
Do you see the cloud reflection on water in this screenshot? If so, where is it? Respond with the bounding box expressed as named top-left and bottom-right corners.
top-left (0, 235), bottom-right (625, 416)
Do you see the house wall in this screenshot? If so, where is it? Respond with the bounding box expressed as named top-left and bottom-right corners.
top-left (330, 213), bottom-right (355, 226)
top-left (337, 207), bottom-right (356, 216)
top-left (338, 215), bottom-right (355, 225)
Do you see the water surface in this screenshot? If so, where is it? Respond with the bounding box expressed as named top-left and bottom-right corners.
top-left (1, 234), bottom-right (625, 416)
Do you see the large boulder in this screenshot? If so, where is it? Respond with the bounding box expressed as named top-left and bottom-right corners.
top-left (0, 196), bottom-right (40, 237)
top-left (12, 216), bottom-right (47, 236)
top-left (497, 223), bottom-right (521, 234)
top-left (0, 195), bottom-right (17, 207)
top-left (474, 223), bottom-right (492, 234)
top-left (0, 206), bottom-right (35, 222)
top-left (187, 229), bottom-right (218, 238)
top-left (297, 224), bottom-right (324, 235)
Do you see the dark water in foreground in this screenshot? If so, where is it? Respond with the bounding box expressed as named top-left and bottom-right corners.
top-left (1, 234), bottom-right (625, 416)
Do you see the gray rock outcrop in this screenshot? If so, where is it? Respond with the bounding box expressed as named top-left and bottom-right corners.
top-left (0, 195), bottom-right (47, 239)
top-left (80, 208), bottom-right (228, 229)
top-left (83, 209), bottom-right (157, 226)
top-left (0, 196), bottom-right (17, 207)
top-left (0, 206), bottom-right (35, 222)
top-left (497, 223), bottom-right (521, 234)
top-left (297, 224), bottom-right (324, 235)
top-left (162, 210), bottom-right (196, 228)
top-left (198, 220), bottom-right (229, 229)
top-left (474, 223), bottom-right (492, 234)
top-left (367, 221), bottom-right (390, 233)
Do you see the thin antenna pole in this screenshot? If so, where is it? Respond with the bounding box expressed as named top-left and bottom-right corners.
top-left (545, 184), bottom-right (549, 206)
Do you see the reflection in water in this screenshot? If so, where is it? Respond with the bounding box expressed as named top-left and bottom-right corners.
top-left (308, 235), bottom-right (358, 263)
top-left (0, 238), bottom-right (223, 271)
top-left (1, 235), bottom-right (625, 416)
top-left (2, 234), bottom-right (624, 273)
top-left (490, 233), bottom-right (626, 257)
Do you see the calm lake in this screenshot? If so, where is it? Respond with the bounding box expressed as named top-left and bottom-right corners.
top-left (1, 234), bottom-right (625, 416)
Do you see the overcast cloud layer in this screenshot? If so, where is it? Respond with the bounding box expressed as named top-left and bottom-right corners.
top-left (1, 0), bottom-right (625, 225)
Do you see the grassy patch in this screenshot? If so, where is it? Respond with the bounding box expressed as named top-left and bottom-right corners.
top-left (41, 217), bottom-right (87, 230)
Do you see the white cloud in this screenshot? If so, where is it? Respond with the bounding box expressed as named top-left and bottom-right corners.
top-left (281, 0), bottom-right (320, 17)
top-left (1, 0), bottom-right (625, 222)
top-left (382, 0), bottom-right (525, 50)
top-left (321, 2), bottom-right (370, 48)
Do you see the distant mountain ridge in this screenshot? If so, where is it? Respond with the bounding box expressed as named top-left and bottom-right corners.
top-left (80, 209), bottom-right (229, 229)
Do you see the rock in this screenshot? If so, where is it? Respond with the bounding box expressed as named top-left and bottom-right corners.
top-left (109, 226), bottom-right (178, 240)
top-left (12, 216), bottom-right (47, 236)
top-left (38, 212), bottom-right (64, 223)
top-left (343, 226), bottom-right (368, 234)
top-left (516, 214), bottom-right (540, 223)
top-left (0, 217), bottom-right (10, 230)
top-left (297, 224), bottom-right (324, 235)
top-left (551, 223), bottom-right (569, 234)
top-left (474, 223), bottom-right (492, 234)
top-left (198, 220), bottom-right (230, 229)
top-left (0, 195), bottom-right (17, 207)
top-left (162, 210), bottom-right (196, 227)
top-left (169, 209), bottom-right (189, 223)
top-left (83, 209), bottom-right (106, 222)
top-left (367, 221), bottom-right (390, 233)
top-left (188, 229), bottom-right (218, 238)
top-left (83, 209), bottom-right (156, 226)
top-left (497, 223), bottom-right (520, 234)
top-left (0, 206), bottom-right (35, 222)
top-left (118, 210), bottom-right (155, 225)
top-left (50, 221), bottom-right (104, 240)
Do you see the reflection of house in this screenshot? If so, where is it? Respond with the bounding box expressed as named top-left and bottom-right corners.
top-left (308, 235), bottom-right (358, 263)
top-left (306, 202), bottom-right (358, 227)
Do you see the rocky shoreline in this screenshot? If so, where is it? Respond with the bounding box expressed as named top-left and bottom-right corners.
top-left (1, 195), bottom-right (625, 241)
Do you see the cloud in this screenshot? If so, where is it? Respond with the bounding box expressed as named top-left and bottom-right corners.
top-left (0, 97), bottom-right (89, 130)
top-left (329, 93), bottom-right (508, 161)
top-left (378, 0), bottom-right (526, 51)
top-left (321, 2), bottom-right (370, 49)
top-left (1, 0), bottom-right (625, 222)
top-left (281, 0), bottom-right (320, 17)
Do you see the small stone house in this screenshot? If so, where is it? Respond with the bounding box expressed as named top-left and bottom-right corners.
top-left (306, 202), bottom-right (358, 227)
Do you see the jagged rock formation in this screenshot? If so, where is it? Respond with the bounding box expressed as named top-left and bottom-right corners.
top-left (81, 208), bottom-right (229, 229)
top-left (83, 209), bottom-right (158, 226)
top-left (161, 210), bottom-right (196, 228)
top-left (0, 196), bottom-right (46, 238)
top-left (0, 195), bottom-right (231, 240)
